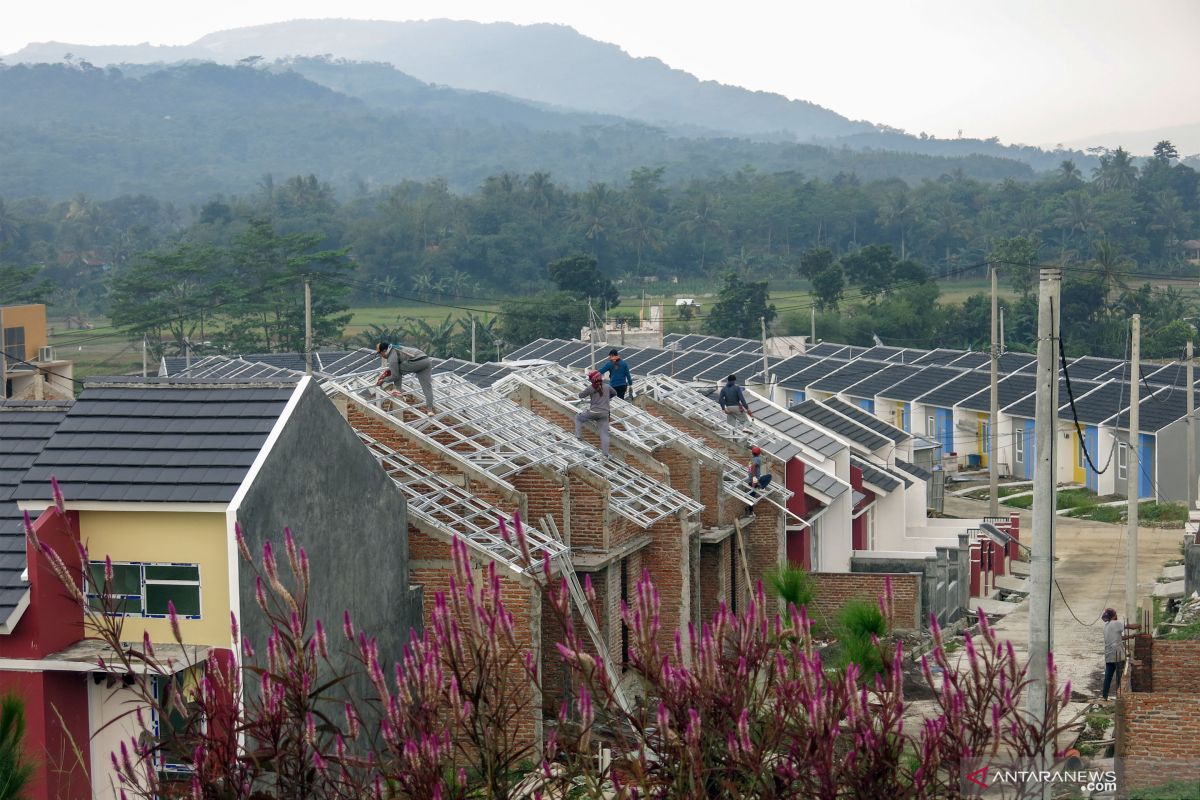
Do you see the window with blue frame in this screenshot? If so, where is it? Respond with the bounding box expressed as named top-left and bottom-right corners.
top-left (87, 562), bottom-right (202, 619)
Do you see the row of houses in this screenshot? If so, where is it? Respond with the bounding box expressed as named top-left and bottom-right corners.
top-left (506, 335), bottom-right (1198, 503)
top-left (0, 339), bottom-right (1012, 798)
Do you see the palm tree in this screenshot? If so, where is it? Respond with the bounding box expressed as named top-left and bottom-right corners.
top-left (684, 192), bottom-right (724, 273)
top-left (1052, 191), bottom-right (1093, 255)
top-left (0, 694), bottom-right (34, 800)
top-left (1150, 190), bottom-right (1187, 255)
top-left (875, 191), bottom-right (916, 260)
top-left (1092, 147), bottom-right (1138, 192)
top-left (625, 202), bottom-right (662, 271)
top-left (1058, 160), bottom-right (1082, 183)
top-left (354, 322), bottom-right (408, 349)
top-left (401, 315), bottom-right (458, 357)
top-left (572, 183), bottom-right (614, 254)
top-left (526, 172), bottom-right (555, 228)
top-left (1090, 240), bottom-right (1134, 304)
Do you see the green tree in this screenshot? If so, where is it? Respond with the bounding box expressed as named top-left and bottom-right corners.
top-left (0, 265), bottom-right (53, 304)
top-left (989, 235), bottom-right (1042, 298)
top-left (809, 264), bottom-right (846, 311)
top-left (546, 254), bottom-right (619, 309)
top-left (839, 244), bottom-right (897, 301)
top-left (498, 291), bottom-right (588, 346)
top-left (107, 244), bottom-right (221, 358)
top-left (704, 273), bottom-right (775, 338)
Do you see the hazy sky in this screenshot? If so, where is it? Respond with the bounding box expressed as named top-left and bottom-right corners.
top-left (4, 0), bottom-right (1198, 151)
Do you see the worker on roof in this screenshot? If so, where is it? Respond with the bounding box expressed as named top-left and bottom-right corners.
top-left (719, 374), bottom-right (753, 428)
top-left (746, 445), bottom-right (772, 514)
top-left (575, 369), bottom-right (614, 457)
top-left (597, 348), bottom-right (633, 400)
top-left (375, 341), bottom-right (435, 411)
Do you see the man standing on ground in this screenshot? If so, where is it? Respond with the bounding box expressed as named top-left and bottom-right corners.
top-left (376, 341), bottom-right (436, 411)
top-left (746, 445), bottom-right (772, 514)
top-left (719, 374), bottom-right (753, 427)
top-left (1101, 608), bottom-right (1127, 701)
top-left (575, 370), bottom-right (614, 457)
top-left (598, 348), bottom-right (632, 400)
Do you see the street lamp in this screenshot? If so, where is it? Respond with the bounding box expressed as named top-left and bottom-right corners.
top-left (979, 521), bottom-right (1025, 553)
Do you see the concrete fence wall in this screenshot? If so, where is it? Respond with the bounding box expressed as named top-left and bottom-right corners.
top-left (850, 540), bottom-right (969, 629)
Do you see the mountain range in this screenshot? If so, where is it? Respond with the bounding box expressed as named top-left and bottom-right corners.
top-left (5, 18), bottom-right (1115, 171)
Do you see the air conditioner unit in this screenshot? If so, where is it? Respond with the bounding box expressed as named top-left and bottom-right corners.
top-left (37, 346), bottom-right (55, 362)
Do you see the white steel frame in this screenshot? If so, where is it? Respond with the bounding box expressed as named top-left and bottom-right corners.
top-left (495, 367), bottom-right (799, 520)
top-left (328, 372), bottom-right (701, 527)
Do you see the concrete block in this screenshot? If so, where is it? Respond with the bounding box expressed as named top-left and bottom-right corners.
top-left (1153, 579), bottom-right (1185, 599)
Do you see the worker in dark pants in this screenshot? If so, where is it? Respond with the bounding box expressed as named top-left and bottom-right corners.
top-left (719, 374), bottom-right (753, 428)
top-left (575, 370), bottom-right (614, 456)
top-left (746, 445), bottom-right (772, 514)
top-left (375, 341), bottom-right (435, 411)
top-left (1101, 608), bottom-right (1127, 701)
top-left (598, 348), bottom-right (632, 400)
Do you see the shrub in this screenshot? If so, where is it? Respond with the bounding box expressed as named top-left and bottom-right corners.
top-left (765, 565), bottom-right (816, 610)
top-left (834, 598), bottom-right (890, 679)
top-left (0, 694), bottom-right (33, 800)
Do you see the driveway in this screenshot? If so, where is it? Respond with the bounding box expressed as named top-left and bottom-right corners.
top-left (944, 494), bottom-right (1180, 697)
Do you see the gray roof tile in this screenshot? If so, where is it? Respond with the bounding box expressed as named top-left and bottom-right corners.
top-left (790, 399), bottom-right (891, 451)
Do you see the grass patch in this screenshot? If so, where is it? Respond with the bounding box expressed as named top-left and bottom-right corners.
top-left (1163, 617), bottom-right (1200, 641)
top-left (1002, 495), bottom-right (1034, 509)
top-left (1129, 780), bottom-right (1200, 799)
top-left (1067, 505), bottom-right (1122, 523)
top-left (1139, 501), bottom-right (1188, 526)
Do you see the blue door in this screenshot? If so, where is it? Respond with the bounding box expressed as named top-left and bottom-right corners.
top-left (1138, 434), bottom-right (1154, 499)
top-left (858, 398), bottom-right (875, 414)
top-left (902, 403), bottom-right (911, 432)
top-left (937, 408), bottom-right (954, 454)
top-left (1085, 426), bottom-right (1099, 491)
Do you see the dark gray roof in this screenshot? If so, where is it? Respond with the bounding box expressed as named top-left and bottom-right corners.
top-left (947, 352), bottom-right (990, 369)
top-left (997, 352), bottom-right (1037, 373)
top-left (912, 348), bottom-right (967, 365)
top-left (778, 357), bottom-right (855, 392)
top-left (824, 397), bottom-right (910, 443)
top-left (744, 396), bottom-right (844, 458)
top-left (894, 457), bottom-right (932, 482)
top-left (805, 466), bottom-right (848, 500)
top-left (16, 380), bottom-right (297, 504)
top-left (790, 399), bottom-right (891, 452)
top-left (663, 334), bottom-right (761, 354)
top-left (1065, 356), bottom-right (1126, 382)
top-left (1143, 362), bottom-right (1189, 387)
top-left (435, 358), bottom-right (516, 387)
top-left (1005, 378), bottom-right (1101, 419)
top-left (957, 374), bottom-right (1037, 413)
top-left (851, 456), bottom-right (903, 493)
top-left (1059, 379), bottom-right (1131, 426)
top-left (915, 370), bottom-right (992, 408)
top-left (808, 360), bottom-right (890, 394)
top-left (877, 366), bottom-right (966, 402)
top-left (0, 401), bottom-right (71, 623)
top-left (1109, 384), bottom-right (1189, 433)
top-left (842, 364), bottom-right (923, 402)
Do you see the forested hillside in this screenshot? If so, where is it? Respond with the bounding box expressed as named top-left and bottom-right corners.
top-left (0, 61), bottom-right (1042, 201)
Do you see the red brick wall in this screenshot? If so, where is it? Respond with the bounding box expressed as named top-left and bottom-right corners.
top-left (809, 572), bottom-right (921, 632)
top-left (640, 516), bottom-right (689, 657)
top-left (1142, 639), bottom-right (1200, 693)
top-left (698, 538), bottom-right (731, 623)
top-left (742, 504), bottom-right (784, 601)
top-left (1117, 692), bottom-right (1200, 793)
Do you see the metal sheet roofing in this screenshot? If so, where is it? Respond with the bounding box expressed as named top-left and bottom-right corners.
top-left (894, 457), bottom-right (932, 482)
top-left (823, 397), bottom-right (910, 443)
top-left (1057, 379), bottom-right (1131, 426)
top-left (790, 399), bottom-right (891, 452)
top-left (0, 401), bottom-right (71, 624)
top-left (947, 352), bottom-right (990, 369)
top-left (1108, 384), bottom-right (1190, 433)
top-left (1065, 356), bottom-right (1126, 382)
top-left (912, 348), bottom-right (967, 365)
top-left (841, 364), bottom-right (922, 401)
top-left (16, 381), bottom-right (297, 504)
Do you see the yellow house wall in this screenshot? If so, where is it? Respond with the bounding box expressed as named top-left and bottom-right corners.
top-left (1071, 430), bottom-right (1086, 485)
top-left (1, 304), bottom-right (49, 356)
top-left (78, 510), bottom-right (232, 648)
top-left (976, 413), bottom-right (989, 468)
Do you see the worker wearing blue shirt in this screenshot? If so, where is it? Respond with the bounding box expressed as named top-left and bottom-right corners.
top-left (597, 349), bottom-right (633, 400)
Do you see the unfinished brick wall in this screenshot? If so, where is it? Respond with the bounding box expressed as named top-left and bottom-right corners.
top-left (698, 538), bottom-right (732, 622)
top-left (1138, 639), bottom-right (1200, 693)
top-left (1116, 692), bottom-right (1200, 793)
top-left (641, 516), bottom-right (690, 657)
top-left (511, 468), bottom-right (568, 542)
top-left (809, 572), bottom-right (921, 632)
top-left (407, 527), bottom-right (543, 751)
top-left (742, 504), bottom-right (784, 599)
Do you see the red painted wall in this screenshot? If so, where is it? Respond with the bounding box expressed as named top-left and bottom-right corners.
top-left (784, 457), bottom-right (807, 518)
top-left (0, 507), bottom-right (91, 799)
top-left (0, 508), bottom-right (85, 659)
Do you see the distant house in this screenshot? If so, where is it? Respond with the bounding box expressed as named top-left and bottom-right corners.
top-left (2, 376), bottom-right (420, 800)
top-left (1, 304), bottom-right (74, 401)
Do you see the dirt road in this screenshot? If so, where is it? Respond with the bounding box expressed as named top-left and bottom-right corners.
top-left (944, 494), bottom-right (1181, 697)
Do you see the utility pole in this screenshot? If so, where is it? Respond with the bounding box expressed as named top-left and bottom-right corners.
top-left (999, 306), bottom-right (1006, 353)
top-left (184, 338), bottom-right (192, 370)
top-left (1126, 314), bottom-right (1141, 626)
top-left (760, 316), bottom-right (770, 389)
top-left (587, 300), bottom-right (597, 367)
top-left (0, 305), bottom-right (7, 401)
top-left (141, 335), bottom-right (148, 378)
top-left (1187, 337), bottom-right (1195, 511)
top-left (810, 306), bottom-right (816, 348)
top-left (471, 318), bottom-right (477, 364)
top-left (303, 279), bottom-right (313, 376)
top-left (1029, 268), bottom-right (1059, 782)
top-left (989, 264), bottom-right (1000, 517)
